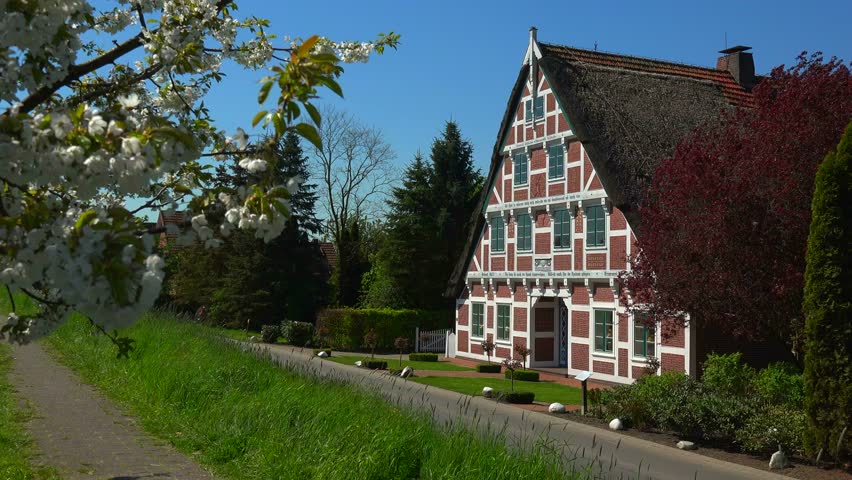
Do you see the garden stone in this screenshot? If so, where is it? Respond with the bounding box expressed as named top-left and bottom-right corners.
top-left (548, 402), bottom-right (566, 413)
top-left (317, 351), bottom-right (328, 358)
top-left (769, 450), bottom-right (789, 469)
top-left (249, 336), bottom-right (257, 342)
top-left (676, 440), bottom-right (696, 450)
top-left (400, 366), bottom-right (413, 378)
top-left (482, 387), bottom-right (493, 398)
top-left (609, 418), bottom-right (624, 431)
top-left (354, 360), bottom-right (362, 367)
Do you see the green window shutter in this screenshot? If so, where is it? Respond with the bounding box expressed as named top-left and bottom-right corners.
top-left (525, 100), bottom-right (532, 122)
top-left (473, 304), bottom-right (484, 337)
top-left (514, 153), bottom-right (527, 185)
top-left (586, 205), bottom-right (606, 247)
top-left (554, 209), bottom-right (570, 248)
top-left (490, 218), bottom-right (505, 252)
top-left (497, 305), bottom-right (510, 340)
top-left (595, 310), bottom-right (613, 353)
top-left (548, 145), bottom-right (564, 179)
top-left (518, 214), bottom-right (531, 251)
top-left (534, 96), bottom-right (544, 119)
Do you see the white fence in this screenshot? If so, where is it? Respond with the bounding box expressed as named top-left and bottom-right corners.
top-left (415, 327), bottom-right (452, 354)
top-left (445, 331), bottom-right (456, 358)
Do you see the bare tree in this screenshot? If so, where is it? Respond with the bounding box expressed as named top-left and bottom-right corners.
top-left (312, 106), bottom-right (396, 244)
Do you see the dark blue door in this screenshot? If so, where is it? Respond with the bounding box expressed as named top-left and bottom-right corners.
top-left (558, 299), bottom-right (568, 367)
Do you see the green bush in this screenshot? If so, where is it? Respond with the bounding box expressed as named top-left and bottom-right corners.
top-left (494, 391), bottom-right (535, 404)
top-left (736, 404), bottom-right (807, 456)
top-left (281, 321), bottom-right (314, 346)
top-left (701, 353), bottom-right (754, 396)
top-left (504, 369), bottom-right (539, 382)
top-left (698, 393), bottom-right (755, 442)
top-left (476, 364), bottom-right (501, 373)
top-left (362, 360), bottom-right (388, 370)
top-left (317, 308), bottom-right (449, 351)
top-left (752, 362), bottom-right (805, 408)
top-left (602, 373), bottom-right (704, 436)
top-left (312, 349), bottom-right (332, 357)
top-left (409, 353), bottom-right (438, 362)
top-left (260, 325), bottom-right (280, 343)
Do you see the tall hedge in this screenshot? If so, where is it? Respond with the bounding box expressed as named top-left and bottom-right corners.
top-left (803, 123), bottom-right (852, 459)
top-left (317, 308), bottom-right (450, 350)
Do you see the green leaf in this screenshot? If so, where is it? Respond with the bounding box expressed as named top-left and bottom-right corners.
top-left (75, 209), bottom-right (98, 232)
top-left (252, 110), bottom-right (268, 127)
top-left (258, 81), bottom-right (273, 104)
top-left (305, 102), bottom-right (321, 128)
top-left (293, 123), bottom-right (322, 151)
top-left (321, 77), bottom-right (343, 98)
top-left (272, 113), bottom-right (285, 136)
top-left (174, 184), bottom-right (193, 195)
top-left (297, 35), bottom-right (320, 57)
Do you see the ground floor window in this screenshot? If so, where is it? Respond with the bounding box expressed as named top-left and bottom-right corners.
top-left (472, 303), bottom-right (484, 337)
top-left (594, 309), bottom-right (613, 353)
top-left (497, 304), bottom-right (510, 341)
top-left (633, 316), bottom-right (655, 358)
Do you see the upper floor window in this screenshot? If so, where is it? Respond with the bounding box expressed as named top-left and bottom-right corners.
top-left (525, 96), bottom-right (544, 123)
top-left (490, 216), bottom-right (505, 253)
top-left (633, 315), bottom-right (656, 358)
top-left (497, 304), bottom-right (511, 341)
top-left (553, 209), bottom-right (571, 249)
top-left (471, 303), bottom-right (484, 338)
top-left (548, 144), bottom-right (564, 179)
top-left (516, 214), bottom-right (532, 251)
top-left (594, 309), bottom-right (614, 353)
top-left (586, 205), bottom-right (606, 248)
top-left (513, 152), bottom-right (528, 185)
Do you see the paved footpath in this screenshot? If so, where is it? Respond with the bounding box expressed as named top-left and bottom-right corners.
top-left (9, 342), bottom-right (212, 480)
top-left (263, 344), bottom-right (789, 480)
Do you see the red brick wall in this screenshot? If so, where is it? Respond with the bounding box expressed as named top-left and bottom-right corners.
top-left (535, 308), bottom-right (554, 332)
top-left (535, 337), bottom-right (554, 362)
top-left (587, 253), bottom-right (606, 270)
top-left (583, 156), bottom-right (593, 187)
top-left (506, 126), bottom-right (515, 145)
top-left (514, 284), bottom-right (527, 302)
top-left (593, 360), bottom-right (614, 375)
top-left (661, 353), bottom-right (685, 373)
top-left (618, 348), bottom-right (628, 377)
top-left (558, 113), bottom-right (570, 132)
top-left (546, 115), bottom-right (555, 134)
top-left (574, 240), bottom-right (583, 269)
top-left (458, 304), bottom-right (469, 326)
top-left (517, 256), bottom-right (532, 271)
top-left (530, 173), bottom-right (546, 198)
top-left (516, 125), bottom-right (522, 143)
top-left (572, 283), bottom-right (589, 304)
top-left (491, 256), bottom-right (505, 271)
top-left (513, 336), bottom-right (527, 350)
top-left (618, 313), bottom-right (628, 342)
top-left (610, 236), bottom-right (627, 270)
top-left (504, 155), bottom-right (512, 175)
top-left (495, 169), bottom-right (503, 199)
top-left (535, 210), bottom-right (550, 227)
top-left (472, 283), bottom-right (484, 297)
top-left (572, 343), bottom-right (589, 370)
top-left (531, 148), bottom-right (546, 170)
top-left (611, 207), bottom-right (627, 230)
top-left (482, 247), bottom-right (489, 271)
top-left (593, 284), bottom-right (614, 303)
top-left (507, 244), bottom-right (515, 271)
top-left (554, 254), bottom-right (572, 270)
top-left (458, 330), bottom-right (469, 353)
top-left (471, 342), bottom-right (484, 355)
top-left (503, 179), bottom-right (512, 202)
top-left (507, 217), bottom-right (515, 239)
top-left (488, 190), bottom-right (497, 205)
top-left (513, 307), bottom-right (527, 332)
top-left (632, 365), bottom-right (649, 379)
top-left (567, 167), bottom-right (581, 193)
top-left (572, 311), bottom-right (589, 337)
top-left (487, 305), bottom-right (494, 329)
top-left (589, 175), bottom-right (603, 191)
top-left (546, 92), bottom-right (555, 111)
top-left (661, 318), bottom-right (685, 347)
top-left (575, 210), bottom-right (584, 233)
top-left (534, 124), bottom-right (544, 138)
top-left (548, 181), bottom-right (565, 196)
top-left (496, 346), bottom-right (510, 359)
top-left (535, 233), bottom-right (550, 254)
top-left (514, 188), bottom-right (528, 201)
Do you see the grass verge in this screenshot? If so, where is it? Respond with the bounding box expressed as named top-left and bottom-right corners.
top-left (326, 354), bottom-right (473, 372)
top-left (411, 376), bottom-right (583, 405)
top-left (45, 312), bottom-right (579, 479)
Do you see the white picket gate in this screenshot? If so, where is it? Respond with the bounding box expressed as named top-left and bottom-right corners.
top-left (415, 327), bottom-right (451, 354)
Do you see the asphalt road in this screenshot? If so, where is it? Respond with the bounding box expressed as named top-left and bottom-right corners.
top-left (253, 343), bottom-right (788, 480)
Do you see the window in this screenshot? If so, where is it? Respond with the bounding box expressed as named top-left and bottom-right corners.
top-left (516, 214), bottom-right (532, 251)
top-left (634, 318), bottom-right (656, 358)
top-left (548, 144), bottom-right (564, 179)
top-left (497, 304), bottom-right (510, 341)
top-left (594, 310), bottom-right (613, 353)
top-left (553, 209), bottom-right (571, 249)
top-left (586, 205), bottom-right (606, 247)
top-left (471, 303), bottom-right (484, 338)
top-left (490, 217), bottom-right (505, 252)
top-left (513, 152), bottom-right (528, 185)
top-left (525, 96), bottom-right (544, 122)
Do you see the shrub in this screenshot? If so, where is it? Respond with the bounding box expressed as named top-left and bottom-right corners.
top-left (504, 369), bottom-right (539, 382)
top-left (260, 325), bottom-right (280, 343)
top-left (316, 308), bottom-right (449, 350)
top-left (698, 393), bottom-right (756, 442)
top-left (701, 353), bottom-right (755, 397)
top-left (752, 362), bottom-right (805, 408)
top-left (495, 391), bottom-right (535, 404)
top-left (480, 340), bottom-right (495, 364)
top-left (409, 353), bottom-right (438, 362)
top-left (476, 364), bottom-right (501, 373)
top-left (514, 343), bottom-right (531, 369)
top-left (736, 404), bottom-right (807, 456)
top-left (312, 348), bottom-right (332, 357)
top-left (603, 373), bottom-right (703, 436)
top-left (280, 321), bottom-right (314, 346)
top-left (362, 360), bottom-right (387, 370)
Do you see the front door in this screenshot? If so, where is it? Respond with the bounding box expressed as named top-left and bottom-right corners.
top-left (558, 299), bottom-right (568, 367)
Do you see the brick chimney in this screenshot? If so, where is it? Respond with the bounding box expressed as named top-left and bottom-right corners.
top-left (717, 45), bottom-right (756, 91)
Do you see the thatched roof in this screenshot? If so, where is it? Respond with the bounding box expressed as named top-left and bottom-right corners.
top-left (446, 41), bottom-right (754, 299)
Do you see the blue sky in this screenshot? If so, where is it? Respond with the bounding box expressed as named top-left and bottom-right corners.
top-left (204, 0), bottom-right (852, 179)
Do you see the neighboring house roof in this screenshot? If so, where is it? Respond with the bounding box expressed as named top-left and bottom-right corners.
top-left (446, 39), bottom-right (756, 299)
top-left (319, 242), bottom-right (338, 269)
top-left (156, 210), bottom-right (187, 250)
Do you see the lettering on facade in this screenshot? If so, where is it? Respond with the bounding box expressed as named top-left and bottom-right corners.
top-left (468, 270), bottom-right (620, 279)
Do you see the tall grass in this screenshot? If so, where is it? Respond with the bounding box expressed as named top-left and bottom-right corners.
top-left (45, 311), bottom-right (579, 479)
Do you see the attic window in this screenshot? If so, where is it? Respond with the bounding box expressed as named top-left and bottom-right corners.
top-left (525, 97), bottom-right (544, 123)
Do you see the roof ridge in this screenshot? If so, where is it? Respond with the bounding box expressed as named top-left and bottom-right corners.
top-left (538, 41), bottom-right (725, 75)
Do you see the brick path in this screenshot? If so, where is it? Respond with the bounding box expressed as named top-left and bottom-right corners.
top-left (9, 342), bottom-right (212, 480)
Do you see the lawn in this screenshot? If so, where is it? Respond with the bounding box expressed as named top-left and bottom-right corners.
top-left (326, 354), bottom-right (473, 372)
top-left (44, 312), bottom-right (577, 479)
top-left (412, 376), bottom-right (583, 405)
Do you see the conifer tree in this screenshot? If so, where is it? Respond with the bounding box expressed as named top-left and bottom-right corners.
top-left (803, 123), bottom-right (852, 460)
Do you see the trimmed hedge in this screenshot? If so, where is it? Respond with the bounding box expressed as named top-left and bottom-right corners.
top-left (476, 364), bottom-right (502, 373)
top-left (312, 348), bottom-right (332, 357)
top-left (495, 391), bottom-right (535, 404)
top-left (409, 353), bottom-right (438, 362)
top-left (317, 308), bottom-right (449, 350)
top-left (504, 369), bottom-right (539, 382)
top-left (281, 321), bottom-right (314, 346)
top-left (260, 325), bottom-right (280, 343)
top-left (362, 360), bottom-right (388, 370)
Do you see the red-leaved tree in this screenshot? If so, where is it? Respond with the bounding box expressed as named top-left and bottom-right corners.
top-left (621, 53), bottom-right (852, 352)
